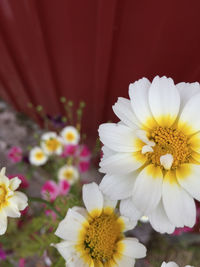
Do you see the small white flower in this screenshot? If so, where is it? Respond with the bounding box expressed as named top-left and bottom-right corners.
top-left (54, 182), bottom-right (146, 266)
top-left (0, 167), bottom-right (28, 235)
top-left (29, 147), bottom-right (48, 166)
top-left (58, 165), bottom-right (79, 185)
top-left (161, 261), bottom-right (194, 267)
top-left (99, 76), bottom-right (200, 234)
top-left (41, 132), bottom-right (63, 156)
top-left (60, 126), bottom-right (80, 145)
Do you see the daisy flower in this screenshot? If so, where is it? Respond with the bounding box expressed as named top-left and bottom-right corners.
top-left (99, 76), bottom-right (200, 234)
top-left (58, 165), bottom-right (79, 185)
top-left (60, 126), bottom-right (80, 145)
top-left (29, 147), bottom-right (48, 166)
top-left (54, 182), bottom-right (146, 266)
top-left (40, 132), bottom-right (63, 156)
top-left (161, 262), bottom-right (194, 267)
top-left (0, 167), bottom-right (28, 235)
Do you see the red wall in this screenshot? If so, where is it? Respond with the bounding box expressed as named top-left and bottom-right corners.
top-left (0, 0), bottom-right (200, 139)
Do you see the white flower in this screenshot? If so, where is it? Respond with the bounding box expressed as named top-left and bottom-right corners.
top-left (29, 147), bottom-right (48, 166)
top-left (161, 261), bottom-right (194, 267)
top-left (99, 76), bottom-right (200, 234)
top-left (41, 132), bottom-right (63, 156)
top-left (54, 182), bottom-right (146, 267)
top-left (60, 126), bottom-right (80, 145)
top-left (0, 167), bottom-right (28, 235)
top-left (58, 165), bottom-right (79, 185)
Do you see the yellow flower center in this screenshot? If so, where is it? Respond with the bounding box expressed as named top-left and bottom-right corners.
top-left (0, 184), bottom-right (9, 209)
top-left (45, 138), bottom-right (60, 152)
top-left (63, 170), bottom-right (73, 180)
top-left (65, 132), bottom-right (75, 142)
top-left (147, 126), bottom-right (191, 168)
top-left (84, 213), bottom-right (123, 263)
top-left (35, 152), bottom-right (44, 160)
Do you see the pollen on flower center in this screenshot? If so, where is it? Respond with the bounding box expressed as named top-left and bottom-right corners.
top-left (146, 126), bottom-right (191, 168)
top-left (65, 132), bottom-right (75, 141)
top-left (84, 213), bottom-right (123, 262)
top-left (0, 185), bottom-right (8, 208)
top-left (45, 138), bottom-right (60, 151)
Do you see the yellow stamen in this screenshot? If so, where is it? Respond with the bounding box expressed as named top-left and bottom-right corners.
top-left (45, 138), bottom-right (60, 152)
top-left (65, 132), bottom-right (75, 142)
top-left (0, 184), bottom-right (9, 209)
top-left (35, 152), bottom-right (44, 160)
top-left (146, 126), bottom-right (191, 169)
top-left (63, 170), bottom-right (73, 180)
top-left (83, 213), bottom-right (123, 263)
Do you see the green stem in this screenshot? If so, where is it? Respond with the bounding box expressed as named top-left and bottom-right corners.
top-left (29, 197), bottom-right (63, 219)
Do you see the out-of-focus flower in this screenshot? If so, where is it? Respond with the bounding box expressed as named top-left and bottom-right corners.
top-left (58, 165), bottom-right (79, 185)
top-left (41, 132), bottom-right (63, 156)
top-left (29, 147), bottom-right (48, 166)
top-left (8, 174), bottom-right (29, 189)
top-left (99, 76), bottom-right (200, 234)
top-left (79, 161), bottom-right (90, 173)
top-left (41, 181), bottom-right (59, 201)
top-left (41, 180), bottom-right (70, 202)
top-left (161, 261), bottom-right (194, 267)
top-left (7, 146), bottom-right (22, 163)
top-left (79, 145), bottom-right (91, 158)
top-left (0, 168), bottom-right (28, 235)
top-left (0, 246), bottom-right (6, 260)
top-left (60, 126), bottom-right (80, 145)
top-left (19, 258), bottom-right (25, 267)
top-left (54, 182), bottom-right (146, 266)
top-left (61, 144), bottom-right (78, 157)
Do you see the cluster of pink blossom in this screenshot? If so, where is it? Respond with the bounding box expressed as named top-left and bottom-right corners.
top-left (7, 146), bottom-right (23, 163)
top-left (61, 144), bottom-right (91, 173)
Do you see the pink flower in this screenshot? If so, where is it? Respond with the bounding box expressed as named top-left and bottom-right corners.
top-left (41, 180), bottom-right (70, 202)
top-left (173, 226), bottom-right (192, 236)
top-left (0, 246), bottom-right (6, 260)
top-left (45, 210), bottom-right (57, 220)
top-left (41, 181), bottom-right (59, 201)
top-left (19, 258), bottom-right (25, 267)
top-left (79, 145), bottom-right (91, 158)
top-left (8, 174), bottom-right (29, 189)
top-left (58, 180), bottom-right (70, 196)
top-left (61, 144), bottom-right (78, 157)
top-left (79, 161), bottom-right (90, 173)
top-left (7, 146), bottom-right (22, 163)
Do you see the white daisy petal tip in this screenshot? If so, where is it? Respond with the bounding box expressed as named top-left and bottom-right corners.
top-left (142, 145), bottom-right (153, 154)
top-left (54, 182), bottom-right (147, 266)
top-left (160, 154), bottom-right (174, 170)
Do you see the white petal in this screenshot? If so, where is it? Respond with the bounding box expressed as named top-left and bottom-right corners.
top-left (132, 165), bottom-right (163, 214)
top-left (176, 81), bottom-right (200, 111)
top-left (142, 145), bottom-right (153, 154)
top-left (178, 93), bottom-right (200, 135)
top-left (148, 200), bottom-right (175, 234)
top-left (188, 132), bottom-right (200, 153)
top-left (0, 167), bottom-right (6, 176)
top-left (101, 146), bottom-right (115, 159)
top-left (162, 171), bottom-right (196, 228)
top-left (103, 195), bottom-right (117, 210)
top-left (99, 152), bottom-right (145, 174)
top-left (9, 177), bottom-right (21, 191)
top-left (120, 197), bottom-right (142, 221)
top-left (118, 216), bottom-right (137, 231)
top-left (54, 240), bottom-right (76, 262)
top-left (82, 183), bottom-right (103, 217)
top-left (11, 191), bottom-right (28, 211)
top-left (112, 97), bottom-right (140, 129)
top-left (161, 262), bottom-right (179, 267)
top-left (0, 211), bottom-right (7, 235)
top-left (129, 77), bottom-right (156, 128)
top-left (4, 202), bottom-right (21, 218)
top-left (160, 154), bottom-right (174, 170)
top-left (118, 238), bottom-right (146, 259)
top-left (114, 255), bottom-right (135, 267)
top-left (55, 208), bottom-right (88, 241)
top-left (98, 123), bottom-right (140, 152)
top-left (176, 164), bottom-right (200, 201)
top-left (149, 76), bottom-right (180, 127)
top-left (100, 173), bottom-right (136, 200)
